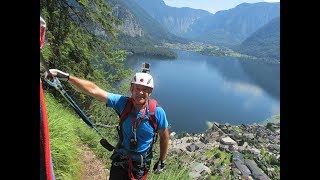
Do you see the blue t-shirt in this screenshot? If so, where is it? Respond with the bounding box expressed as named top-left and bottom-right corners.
top-left (107, 92), bottom-right (168, 159)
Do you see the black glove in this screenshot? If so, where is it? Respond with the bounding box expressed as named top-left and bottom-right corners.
top-left (44, 69), bottom-right (69, 82)
top-left (153, 159), bottom-right (165, 173)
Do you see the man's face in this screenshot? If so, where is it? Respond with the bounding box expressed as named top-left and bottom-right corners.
top-left (131, 84), bottom-right (152, 105)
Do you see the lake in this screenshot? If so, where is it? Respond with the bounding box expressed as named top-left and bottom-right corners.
top-left (125, 50), bottom-right (280, 134)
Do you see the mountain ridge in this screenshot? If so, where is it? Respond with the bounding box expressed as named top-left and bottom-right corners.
top-left (134, 0), bottom-right (279, 48)
top-left (235, 16), bottom-right (280, 62)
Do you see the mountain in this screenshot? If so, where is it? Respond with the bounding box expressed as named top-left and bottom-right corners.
top-left (104, 0), bottom-right (187, 58)
top-left (133, 0), bottom-right (212, 36)
top-left (105, 0), bottom-right (280, 59)
top-left (117, 0), bottom-right (186, 43)
top-left (235, 16), bottom-right (280, 62)
top-left (189, 2), bottom-right (280, 47)
top-left (134, 0), bottom-right (279, 48)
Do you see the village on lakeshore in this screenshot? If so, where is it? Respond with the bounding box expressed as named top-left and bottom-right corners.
top-left (168, 121), bottom-right (280, 180)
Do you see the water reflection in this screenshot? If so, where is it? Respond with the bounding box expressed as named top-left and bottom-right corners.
top-left (239, 60), bottom-right (280, 100)
top-left (204, 55), bottom-right (280, 101)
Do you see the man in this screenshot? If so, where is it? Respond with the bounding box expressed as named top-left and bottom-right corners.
top-left (46, 68), bottom-right (169, 180)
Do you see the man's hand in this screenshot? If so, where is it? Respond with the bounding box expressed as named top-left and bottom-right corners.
top-left (153, 159), bottom-right (165, 173)
top-left (44, 69), bottom-right (69, 81)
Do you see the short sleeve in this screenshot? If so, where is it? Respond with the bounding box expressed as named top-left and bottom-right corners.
top-left (107, 92), bottom-right (128, 114)
top-left (155, 106), bottom-right (168, 130)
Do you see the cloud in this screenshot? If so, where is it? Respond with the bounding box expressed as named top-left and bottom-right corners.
top-left (228, 82), bottom-right (263, 97)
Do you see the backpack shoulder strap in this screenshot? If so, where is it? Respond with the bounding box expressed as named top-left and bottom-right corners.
top-left (145, 99), bottom-right (159, 156)
top-left (119, 97), bottom-right (133, 123)
top-left (148, 99), bottom-right (158, 132)
top-left (116, 97), bottom-right (133, 149)
top-left (118, 98), bottom-right (158, 131)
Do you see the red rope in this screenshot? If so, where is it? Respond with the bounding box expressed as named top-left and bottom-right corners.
top-left (40, 82), bottom-right (54, 180)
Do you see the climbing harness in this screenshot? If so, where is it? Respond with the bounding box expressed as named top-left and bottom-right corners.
top-left (109, 63), bottom-right (160, 179)
top-left (111, 153), bottom-right (151, 180)
top-left (111, 97), bottom-right (159, 179)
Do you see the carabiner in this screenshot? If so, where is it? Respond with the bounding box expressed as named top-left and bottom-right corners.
top-left (43, 75), bottom-right (62, 90)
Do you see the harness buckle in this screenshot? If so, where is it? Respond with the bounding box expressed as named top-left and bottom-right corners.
top-left (140, 155), bottom-right (143, 166)
top-left (113, 161), bottom-right (127, 168)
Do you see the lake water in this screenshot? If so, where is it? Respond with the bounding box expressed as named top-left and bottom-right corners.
top-left (125, 50), bottom-right (280, 134)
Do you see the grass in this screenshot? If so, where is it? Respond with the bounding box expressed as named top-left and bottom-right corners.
top-left (45, 93), bottom-right (83, 179)
top-left (148, 160), bottom-right (190, 180)
top-left (204, 148), bottom-right (232, 179)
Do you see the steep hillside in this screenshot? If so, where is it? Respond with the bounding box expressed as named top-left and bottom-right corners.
top-left (235, 16), bottom-right (280, 62)
top-left (118, 0), bottom-right (184, 43)
top-left (105, 0), bottom-right (186, 58)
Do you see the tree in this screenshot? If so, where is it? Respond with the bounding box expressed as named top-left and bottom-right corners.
top-left (40, 0), bottom-right (129, 111)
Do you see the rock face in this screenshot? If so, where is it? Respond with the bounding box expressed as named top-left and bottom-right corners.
top-left (162, 14), bottom-right (202, 35)
top-left (111, 4), bottom-right (144, 37)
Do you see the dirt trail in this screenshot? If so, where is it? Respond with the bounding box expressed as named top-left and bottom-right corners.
top-left (80, 144), bottom-right (110, 180)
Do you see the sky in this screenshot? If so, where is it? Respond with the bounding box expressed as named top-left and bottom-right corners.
top-left (162, 0), bottom-right (280, 14)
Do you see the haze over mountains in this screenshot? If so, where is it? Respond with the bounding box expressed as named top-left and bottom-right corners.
top-left (190, 3), bottom-right (279, 48)
top-left (134, 0), bottom-right (279, 47)
top-left (107, 0), bottom-right (280, 62)
top-left (133, 0), bottom-right (212, 36)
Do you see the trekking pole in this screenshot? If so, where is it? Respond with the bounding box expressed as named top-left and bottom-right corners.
top-left (41, 59), bottom-right (115, 151)
top-left (40, 17), bottom-right (114, 151)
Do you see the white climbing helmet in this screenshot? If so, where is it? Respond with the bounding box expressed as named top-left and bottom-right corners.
top-left (131, 72), bottom-right (154, 88)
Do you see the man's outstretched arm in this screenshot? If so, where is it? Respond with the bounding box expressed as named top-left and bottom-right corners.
top-left (48, 69), bottom-right (108, 102)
